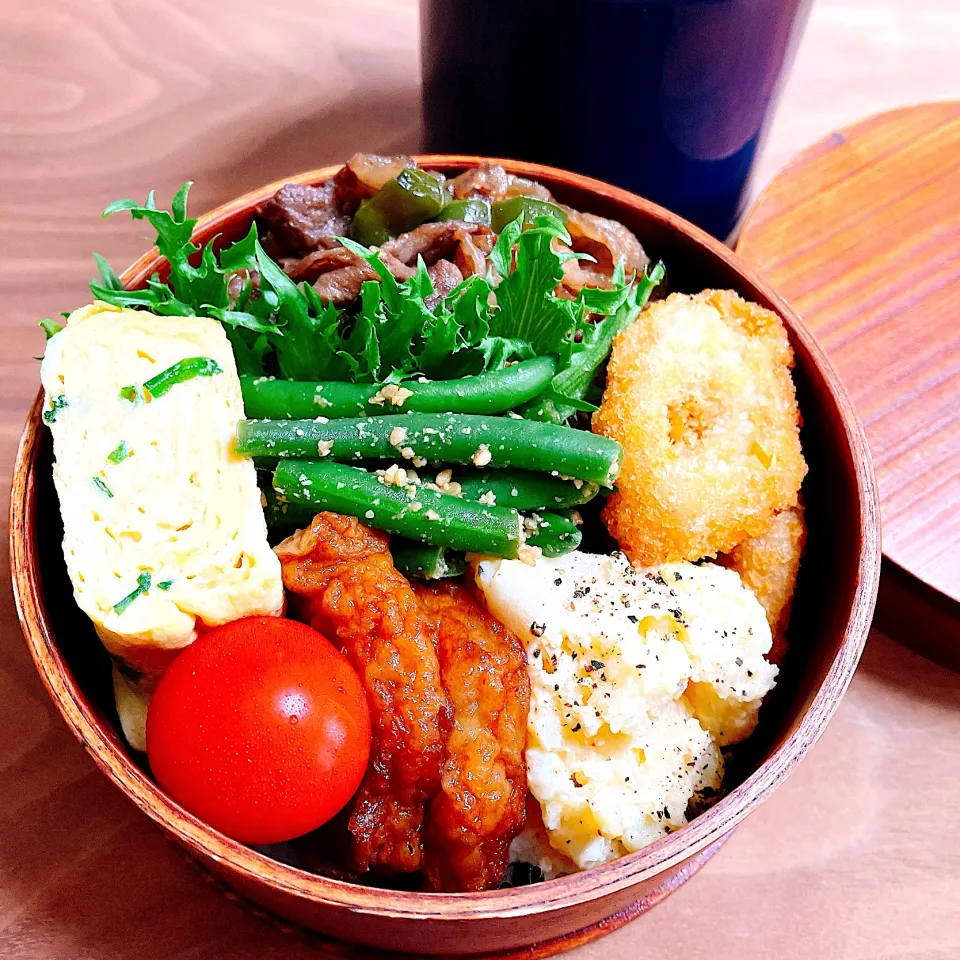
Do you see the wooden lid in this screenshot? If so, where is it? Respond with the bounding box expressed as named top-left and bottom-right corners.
top-left (738, 102), bottom-right (960, 663)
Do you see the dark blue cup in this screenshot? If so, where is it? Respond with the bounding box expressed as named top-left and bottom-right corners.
top-left (421, 0), bottom-right (813, 239)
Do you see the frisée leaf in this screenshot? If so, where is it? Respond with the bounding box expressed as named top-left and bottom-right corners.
top-left (84, 182), bottom-right (645, 394)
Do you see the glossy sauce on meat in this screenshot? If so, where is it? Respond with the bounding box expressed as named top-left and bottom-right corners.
top-left (275, 513), bottom-right (448, 874)
top-left (415, 581), bottom-right (530, 892)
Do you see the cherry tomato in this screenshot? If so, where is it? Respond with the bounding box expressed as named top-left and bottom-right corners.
top-left (146, 616), bottom-right (370, 845)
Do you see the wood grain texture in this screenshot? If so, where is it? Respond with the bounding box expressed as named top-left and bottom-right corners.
top-left (10, 157), bottom-right (880, 956)
top-left (0, 1), bottom-right (957, 958)
top-left (737, 103), bottom-right (960, 637)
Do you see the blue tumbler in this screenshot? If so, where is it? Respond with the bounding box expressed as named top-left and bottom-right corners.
top-left (421, 0), bottom-right (813, 239)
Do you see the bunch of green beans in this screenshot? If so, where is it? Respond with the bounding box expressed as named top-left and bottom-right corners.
top-left (245, 362), bottom-right (621, 566)
top-left (263, 471), bottom-right (585, 576)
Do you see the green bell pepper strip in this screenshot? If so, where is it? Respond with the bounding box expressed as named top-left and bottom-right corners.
top-left (434, 197), bottom-right (492, 226)
top-left (491, 197), bottom-right (568, 232)
top-left (350, 167), bottom-right (447, 246)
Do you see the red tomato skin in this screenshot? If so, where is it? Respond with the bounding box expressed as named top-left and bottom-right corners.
top-left (146, 616), bottom-right (370, 845)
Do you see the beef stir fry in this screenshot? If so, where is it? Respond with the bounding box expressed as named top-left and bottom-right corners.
top-left (256, 154), bottom-right (650, 308)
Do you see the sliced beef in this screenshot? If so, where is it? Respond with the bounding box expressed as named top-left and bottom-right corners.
top-left (283, 247), bottom-right (414, 305)
top-left (503, 174), bottom-right (555, 202)
top-left (562, 207), bottom-right (649, 276)
top-left (450, 163), bottom-right (509, 200)
top-left (381, 220), bottom-right (494, 272)
top-left (256, 181), bottom-right (351, 257)
top-left (425, 260), bottom-right (464, 309)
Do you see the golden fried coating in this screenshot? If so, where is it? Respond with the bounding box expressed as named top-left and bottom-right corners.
top-left (718, 504), bottom-right (807, 665)
top-left (275, 513), bottom-right (448, 875)
top-left (415, 581), bottom-right (530, 892)
top-left (594, 290), bottom-right (807, 565)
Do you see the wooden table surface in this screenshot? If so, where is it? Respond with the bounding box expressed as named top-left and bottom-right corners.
top-left (2, 1), bottom-right (959, 958)
top-left (737, 102), bottom-right (960, 668)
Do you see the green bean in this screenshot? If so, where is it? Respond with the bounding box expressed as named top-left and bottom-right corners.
top-left (239, 414), bottom-right (622, 486)
top-left (239, 358), bottom-right (555, 420)
top-left (523, 511), bottom-right (582, 557)
top-left (273, 460), bottom-right (523, 558)
top-left (455, 469), bottom-right (599, 510)
top-left (262, 466), bottom-right (594, 535)
top-left (264, 482), bottom-right (468, 578)
top-left (265, 482), bottom-right (468, 578)
top-left (391, 540), bottom-right (466, 580)
top-left (261, 485), bottom-right (314, 528)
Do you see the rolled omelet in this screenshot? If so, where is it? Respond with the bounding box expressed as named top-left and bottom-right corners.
top-left (40, 302), bottom-right (284, 749)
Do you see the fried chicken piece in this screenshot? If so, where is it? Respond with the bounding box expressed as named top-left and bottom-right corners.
top-left (275, 513), bottom-right (448, 875)
top-left (718, 504), bottom-right (807, 665)
top-left (594, 290), bottom-right (807, 565)
top-left (415, 581), bottom-right (530, 892)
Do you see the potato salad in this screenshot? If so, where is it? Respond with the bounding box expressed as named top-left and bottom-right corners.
top-left (476, 551), bottom-right (776, 873)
